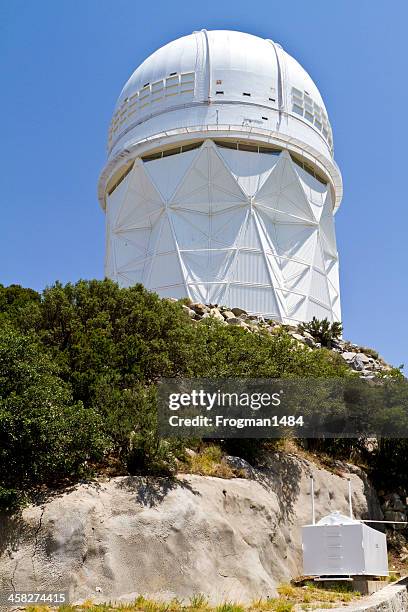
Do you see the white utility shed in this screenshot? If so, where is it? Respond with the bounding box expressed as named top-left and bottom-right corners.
top-left (302, 511), bottom-right (388, 577)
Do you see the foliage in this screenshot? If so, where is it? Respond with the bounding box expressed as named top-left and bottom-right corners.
top-left (0, 279), bottom-right (402, 510)
top-left (0, 324), bottom-right (108, 511)
top-left (298, 317), bottom-right (343, 348)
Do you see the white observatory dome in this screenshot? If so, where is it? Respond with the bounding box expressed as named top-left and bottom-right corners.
top-left (99, 30), bottom-right (343, 323)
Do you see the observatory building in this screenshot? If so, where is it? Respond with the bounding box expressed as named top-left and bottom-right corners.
top-left (98, 30), bottom-right (343, 323)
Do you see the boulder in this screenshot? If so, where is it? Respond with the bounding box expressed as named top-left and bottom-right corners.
top-left (341, 351), bottom-right (357, 361)
top-left (352, 354), bottom-right (366, 371)
top-left (190, 303), bottom-right (208, 315)
top-left (231, 307), bottom-right (247, 317)
top-left (222, 310), bottom-right (236, 320)
top-left (182, 305), bottom-right (196, 318)
top-left (356, 352), bottom-right (371, 364)
top-left (222, 456), bottom-right (256, 478)
top-left (290, 333), bottom-right (307, 344)
top-left (209, 308), bottom-right (224, 322)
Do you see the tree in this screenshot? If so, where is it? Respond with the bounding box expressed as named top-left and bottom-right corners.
top-left (0, 324), bottom-right (108, 511)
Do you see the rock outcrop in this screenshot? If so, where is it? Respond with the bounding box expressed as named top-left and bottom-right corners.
top-left (179, 301), bottom-right (395, 379)
top-left (0, 454), bottom-right (382, 605)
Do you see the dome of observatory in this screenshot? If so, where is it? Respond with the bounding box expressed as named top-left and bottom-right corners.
top-left (107, 30), bottom-right (334, 165)
top-left (101, 30), bottom-right (343, 324)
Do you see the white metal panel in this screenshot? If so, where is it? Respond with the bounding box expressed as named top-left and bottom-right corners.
top-left (302, 520), bottom-right (388, 577)
top-left (143, 149), bottom-right (198, 201)
top-left (217, 147), bottom-right (279, 196)
top-left (362, 525), bottom-right (388, 576)
top-left (105, 138), bottom-right (341, 324)
top-left (303, 524), bottom-right (366, 576)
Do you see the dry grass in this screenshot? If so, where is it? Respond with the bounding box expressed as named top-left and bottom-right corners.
top-left (178, 445), bottom-right (237, 479)
top-left (26, 583), bottom-right (361, 612)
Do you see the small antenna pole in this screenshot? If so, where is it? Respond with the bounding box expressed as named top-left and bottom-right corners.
top-left (348, 477), bottom-right (353, 519)
top-left (310, 475), bottom-right (316, 525)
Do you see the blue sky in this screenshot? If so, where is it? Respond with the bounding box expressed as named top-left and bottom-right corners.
top-left (1, 0), bottom-right (407, 370)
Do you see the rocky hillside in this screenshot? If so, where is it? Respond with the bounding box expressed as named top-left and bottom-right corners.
top-left (0, 454), bottom-right (382, 605)
top-left (179, 301), bottom-right (395, 379)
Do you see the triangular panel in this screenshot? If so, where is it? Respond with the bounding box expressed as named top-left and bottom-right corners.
top-left (227, 284), bottom-right (280, 317)
top-left (292, 163), bottom-right (328, 222)
top-left (117, 261), bottom-right (147, 286)
top-left (106, 172), bottom-right (132, 227)
top-left (313, 238), bottom-right (325, 271)
top-left (171, 210), bottom-right (210, 250)
top-left (280, 258), bottom-right (311, 293)
top-left (319, 191), bottom-right (337, 257)
top-left (114, 232), bottom-right (151, 272)
top-left (181, 249), bottom-right (235, 283)
top-left (152, 215), bottom-right (177, 255)
top-left (281, 291), bottom-right (307, 321)
top-left (236, 214), bottom-right (262, 250)
top-left (171, 144), bottom-right (247, 213)
top-left (232, 251), bottom-right (271, 285)
top-left (217, 146), bottom-right (279, 196)
top-left (115, 162), bottom-right (164, 230)
top-left (256, 153), bottom-right (315, 223)
top-left (309, 268), bottom-right (331, 307)
top-left (143, 148), bottom-right (199, 201)
top-left (148, 253), bottom-right (185, 289)
top-left (209, 207), bottom-right (247, 249)
top-left (274, 224), bottom-right (318, 262)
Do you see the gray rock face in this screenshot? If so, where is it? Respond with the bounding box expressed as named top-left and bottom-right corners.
top-left (0, 456), bottom-right (382, 605)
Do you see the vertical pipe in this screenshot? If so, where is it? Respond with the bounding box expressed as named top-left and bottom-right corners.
top-left (310, 475), bottom-right (315, 525)
top-left (348, 477), bottom-right (353, 519)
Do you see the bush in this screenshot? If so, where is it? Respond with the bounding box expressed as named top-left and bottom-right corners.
top-left (0, 324), bottom-right (108, 511)
top-left (0, 280), bottom-right (361, 510)
top-left (298, 317), bottom-right (343, 348)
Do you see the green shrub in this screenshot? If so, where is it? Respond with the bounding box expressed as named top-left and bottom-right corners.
top-left (298, 317), bottom-right (343, 348)
top-left (0, 324), bottom-right (108, 511)
top-left (0, 280), bottom-right (362, 510)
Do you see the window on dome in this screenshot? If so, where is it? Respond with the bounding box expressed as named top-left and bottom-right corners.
top-left (290, 154), bottom-right (327, 185)
top-left (141, 141), bottom-right (203, 162)
top-left (181, 72), bottom-right (194, 83)
top-left (215, 140), bottom-right (238, 150)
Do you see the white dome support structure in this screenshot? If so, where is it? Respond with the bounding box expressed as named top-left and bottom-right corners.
top-left (99, 30), bottom-right (343, 324)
